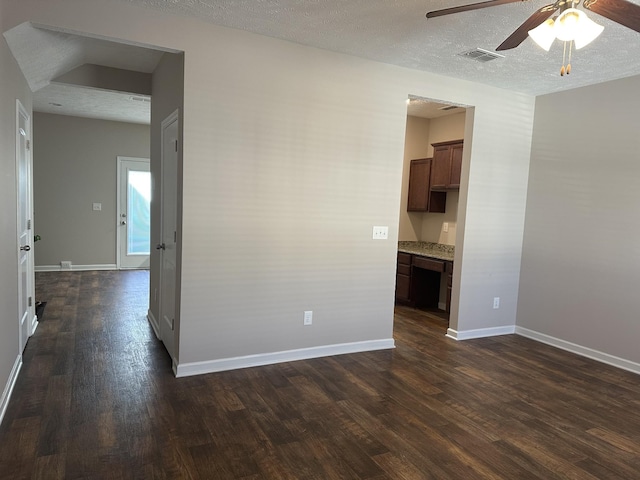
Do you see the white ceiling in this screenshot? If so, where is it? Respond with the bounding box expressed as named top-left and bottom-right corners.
top-left (36, 83), bottom-right (153, 125)
top-left (115, 0), bottom-right (640, 95)
top-left (4, 23), bottom-right (164, 124)
top-left (407, 97), bottom-right (466, 119)
top-left (5, 0), bottom-right (640, 124)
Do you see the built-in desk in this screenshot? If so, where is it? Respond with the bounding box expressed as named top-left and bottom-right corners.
top-left (395, 242), bottom-right (454, 313)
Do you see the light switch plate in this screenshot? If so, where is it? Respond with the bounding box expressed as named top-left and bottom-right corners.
top-left (372, 226), bottom-right (388, 240)
top-left (303, 310), bottom-right (313, 326)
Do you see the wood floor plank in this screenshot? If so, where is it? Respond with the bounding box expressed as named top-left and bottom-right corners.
top-left (1, 272), bottom-right (640, 479)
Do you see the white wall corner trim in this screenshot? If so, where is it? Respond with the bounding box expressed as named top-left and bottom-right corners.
top-left (35, 264), bottom-right (118, 272)
top-left (0, 356), bottom-right (22, 426)
top-left (175, 339), bottom-right (396, 378)
top-left (147, 310), bottom-right (160, 339)
top-left (446, 325), bottom-right (516, 341)
top-left (516, 327), bottom-right (640, 376)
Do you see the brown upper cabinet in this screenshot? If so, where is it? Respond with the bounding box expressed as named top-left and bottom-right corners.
top-left (407, 158), bottom-right (445, 213)
top-left (430, 140), bottom-right (463, 190)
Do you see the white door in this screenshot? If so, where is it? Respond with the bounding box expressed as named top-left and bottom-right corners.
top-left (117, 157), bottom-right (151, 269)
top-left (17, 100), bottom-right (35, 352)
top-left (158, 111), bottom-right (179, 362)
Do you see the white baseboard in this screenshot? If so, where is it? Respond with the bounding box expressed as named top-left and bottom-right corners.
top-left (516, 326), bottom-right (640, 376)
top-left (147, 310), bottom-right (160, 339)
top-left (438, 302), bottom-right (447, 311)
top-left (446, 325), bottom-right (516, 341)
top-left (175, 338), bottom-right (396, 378)
top-left (35, 264), bottom-right (117, 272)
top-left (0, 355), bottom-right (22, 426)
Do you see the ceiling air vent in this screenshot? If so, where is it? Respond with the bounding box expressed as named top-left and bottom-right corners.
top-left (129, 96), bottom-right (151, 103)
top-left (459, 48), bottom-right (505, 63)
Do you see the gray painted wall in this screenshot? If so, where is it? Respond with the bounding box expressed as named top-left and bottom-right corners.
top-left (55, 64), bottom-right (152, 95)
top-left (32, 113), bottom-right (150, 268)
top-left (3, 0), bottom-right (535, 380)
top-left (518, 74), bottom-right (640, 364)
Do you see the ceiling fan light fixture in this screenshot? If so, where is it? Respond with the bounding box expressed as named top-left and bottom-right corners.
top-left (554, 8), bottom-right (582, 41)
top-left (528, 18), bottom-right (556, 51)
top-left (572, 14), bottom-right (604, 49)
top-left (553, 8), bottom-right (604, 47)
top-left (528, 7), bottom-right (604, 52)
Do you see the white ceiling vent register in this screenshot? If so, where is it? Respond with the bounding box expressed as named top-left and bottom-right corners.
top-left (459, 48), bottom-right (505, 63)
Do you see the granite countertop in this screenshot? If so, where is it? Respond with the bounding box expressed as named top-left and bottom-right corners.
top-left (398, 241), bottom-right (455, 262)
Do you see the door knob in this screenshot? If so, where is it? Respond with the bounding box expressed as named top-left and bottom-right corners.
top-left (20, 245), bottom-right (31, 251)
top-left (156, 243), bottom-right (166, 250)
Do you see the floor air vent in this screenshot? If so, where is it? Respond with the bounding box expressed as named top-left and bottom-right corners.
top-left (459, 48), bottom-right (505, 63)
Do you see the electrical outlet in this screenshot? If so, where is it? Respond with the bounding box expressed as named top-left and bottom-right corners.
top-left (303, 310), bottom-right (313, 326)
top-left (493, 297), bottom-right (500, 309)
top-left (372, 226), bottom-right (388, 240)
top-left (60, 261), bottom-right (72, 270)
top-left (443, 222), bottom-right (449, 233)
top-left (92, 203), bottom-right (102, 211)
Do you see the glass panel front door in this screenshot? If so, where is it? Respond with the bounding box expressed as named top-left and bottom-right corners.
top-left (127, 170), bottom-right (151, 255)
top-left (118, 157), bottom-right (150, 269)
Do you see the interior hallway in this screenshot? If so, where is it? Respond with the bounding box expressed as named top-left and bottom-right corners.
top-left (0, 271), bottom-right (639, 479)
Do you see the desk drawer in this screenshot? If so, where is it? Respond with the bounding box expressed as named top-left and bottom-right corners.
top-left (397, 252), bottom-right (412, 265)
top-left (412, 256), bottom-right (445, 272)
top-left (397, 264), bottom-right (411, 276)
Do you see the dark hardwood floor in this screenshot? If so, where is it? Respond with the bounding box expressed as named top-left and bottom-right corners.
top-left (1, 270), bottom-right (639, 479)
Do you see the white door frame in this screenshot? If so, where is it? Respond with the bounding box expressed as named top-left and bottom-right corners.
top-left (16, 99), bottom-right (36, 353)
top-left (116, 156), bottom-right (151, 269)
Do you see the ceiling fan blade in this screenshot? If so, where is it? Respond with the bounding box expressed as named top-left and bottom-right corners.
top-left (495, 4), bottom-right (556, 50)
top-left (426, 0), bottom-right (528, 19)
top-left (584, 0), bottom-right (640, 33)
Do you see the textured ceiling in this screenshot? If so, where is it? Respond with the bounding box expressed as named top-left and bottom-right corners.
top-left (407, 97), bottom-right (466, 119)
top-left (36, 83), bottom-right (151, 125)
top-left (116, 0), bottom-right (640, 96)
top-left (5, 1), bottom-right (640, 124)
top-left (3, 23), bottom-right (163, 124)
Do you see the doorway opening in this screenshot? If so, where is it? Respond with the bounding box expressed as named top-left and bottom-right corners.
top-left (395, 95), bottom-right (470, 331)
top-left (4, 21), bottom-right (185, 369)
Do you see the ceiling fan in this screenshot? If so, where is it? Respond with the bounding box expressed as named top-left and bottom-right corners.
top-left (426, 0), bottom-right (640, 51)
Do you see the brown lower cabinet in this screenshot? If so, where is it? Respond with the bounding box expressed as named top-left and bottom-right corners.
top-left (395, 252), bottom-right (412, 302)
top-left (395, 252), bottom-right (453, 313)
